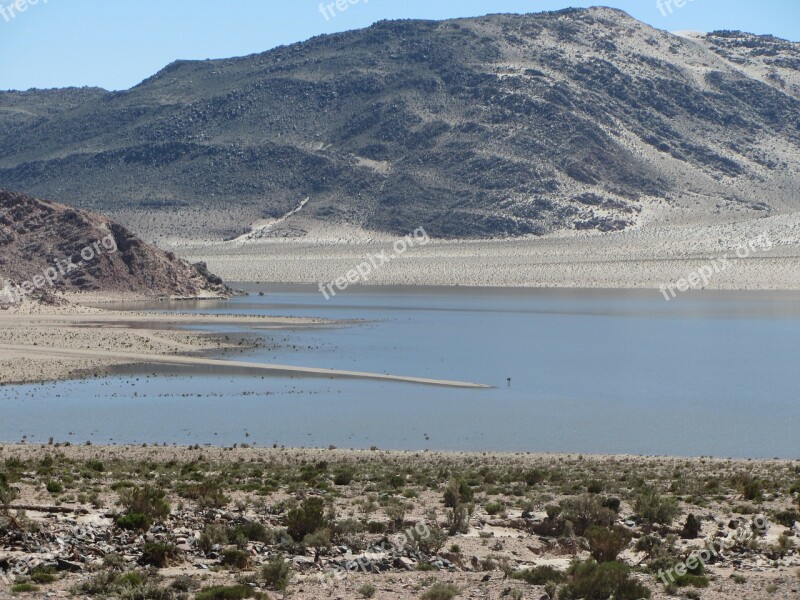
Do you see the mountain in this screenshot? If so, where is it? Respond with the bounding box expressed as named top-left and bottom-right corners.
top-left (0, 189), bottom-right (229, 301)
top-left (0, 8), bottom-right (799, 241)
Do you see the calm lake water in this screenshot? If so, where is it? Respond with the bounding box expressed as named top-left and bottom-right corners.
top-left (2, 285), bottom-right (800, 458)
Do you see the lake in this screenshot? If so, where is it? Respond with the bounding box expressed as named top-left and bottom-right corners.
top-left (2, 285), bottom-right (799, 458)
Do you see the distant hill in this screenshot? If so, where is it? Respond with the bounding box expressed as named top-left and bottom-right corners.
top-left (0, 189), bottom-right (229, 301)
top-left (0, 8), bottom-right (799, 241)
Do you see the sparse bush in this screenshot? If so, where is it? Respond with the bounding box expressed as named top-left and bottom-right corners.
top-left (116, 512), bottom-right (152, 532)
top-left (560, 495), bottom-right (616, 536)
top-left (261, 554), bottom-right (291, 591)
top-left (358, 583), bottom-right (377, 598)
top-left (443, 479), bottom-right (474, 507)
top-left (140, 542), bottom-right (182, 568)
top-left (118, 485), bottom-right (170, 525)
top-left (511, 565), bottom-right (566, 585)
top-left (220, 547), bottom-right (251, 570)
top-left (559, 559), bottom-right (651, 600)
top-left (634, 488), bottom-right (680, 526)
top-left (286, 496), bottom-right (326, 540)
top-left (195, 585), bottom-right (256, 600)
top-left (420, 582), bottom-right (460, 600)
top-left (586, 525), bottom-right (632, 562)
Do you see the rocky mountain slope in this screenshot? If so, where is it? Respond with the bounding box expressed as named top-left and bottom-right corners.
top-left (0, 190), bottom-right (229, 301)
top-left (0, 8), bottom-right (798, 241)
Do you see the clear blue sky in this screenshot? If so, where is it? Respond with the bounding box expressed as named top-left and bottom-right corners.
top-left (1, 0), bottom-right (798, 91)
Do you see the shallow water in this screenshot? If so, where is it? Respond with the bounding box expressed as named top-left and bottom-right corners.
top-left (2, 285), bottom-right (799, 458)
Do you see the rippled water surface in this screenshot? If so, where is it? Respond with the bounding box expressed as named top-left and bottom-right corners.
top-left (2, 285), bottom-right (799, 457)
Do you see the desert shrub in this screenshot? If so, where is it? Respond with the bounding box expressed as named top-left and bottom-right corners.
top-left (511, 565), bottom-right (566, 585)
top-left (46, 481), bottom-right (63, 494)
top-left (672, 573), bottom-right (710, 588)
top-left (116, 513), bottom-right (152, 532)
top-left (739, 476), bottom-right (763, 501)
top-left (443, 479), bottom-right (474, 507)
top-left (229, 520), bottom-right (271, 543)
top-left (261, 555), bottom-right (291, 591)
top-left (560, 495), bottom-right (616, 536)
top-left (29, 567), bottom-right (57, 584)
top-left (587, 481), bottom-right (603, 494)
top-left (602, 497), bottom-right (621, 513)
top-left (358, 583), bottom-right (377, 598)
top-left (140, 542), bottom-right (182, 567)
top-left (634, 487), bottom-right (680, 525)
top-left (559, 559), bottom-right (651, 600)
top-left (446, 503), bottom-right (472, 535)
top-left (198, 523), bottom-right (229, 554)
top-left (774, 510), bottom-right (799, 528)
top-left (409, 518), bottom-right (448, 554)
top-left (118, 485), bottom-right (170, 523)
top-left (367, 521), bottom-right (387, 534)
top-left (420, 582), bottom-right (461, 600)
top-left (185, 480), bottom-right (230, 509)
top-left (286, 496), bottom-right (326, 540)
top-left (220, 547), bottom-right (251, 570)
top-left (385, 499), bottom-right (409, 530)
top-left (523, 469), bottom-right (546, 486)
top-left (484, 501), bottom-right (505, 516)
top-left (681, 514), bottom-right (702, 539)
top-left (586, 525), bottom-right (632, 562)
top-left (333, 468), bottom-right (354, 486)
top-left (195, 585), bottom-right (256, 600)
top-left (11, 583), bottom-right (39, 593)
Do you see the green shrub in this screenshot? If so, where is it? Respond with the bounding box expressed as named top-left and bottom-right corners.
top-left (443, 479), bottom-right (474, 507)
top-left (672, 574), bottom-right (710, 588)
top-left (45, 481), bottom-right (63, 494)
top-left (118, 485), bottom-right (170, 522)
top-left (286, 496), bottom-right (327, 540)
top-left (586, 525), bottom-right (632, 562)
top-left (560, 495), bottom-right (616, 536)
top-left (420, 582), bottom-right (461, 600)
top-left (560, 559), bottom-right (651, 600)
top-left (261, 555), bottom-right (291, 592)
top-left (116, 512), bottom-right (152, 531)
top-left (140, 542), bottom-right (182, 567)
top-left (358, 583), bottom-right (377, 598)
top-left (634, 488), bottom-right (680, 526)
top-left (511, 565), bottom-right (566, 585)
top-left (229, 520), bottom-right (271, 543)
top-left (774, 510), bottom-right (799, 528)
top-left (220, 547), bottom-right (251, 570)
top-left (484, 501), bottom-right (505, 516)
top-left (29, 567), bottom-right (57, 584)
top-left (195, 585), bottom-right (256, 600)
top-left (333, 468), bottom-right (354, 486)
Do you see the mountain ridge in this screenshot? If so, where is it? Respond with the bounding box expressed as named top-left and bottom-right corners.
top-left (1, 7), bottom-right (798, 242)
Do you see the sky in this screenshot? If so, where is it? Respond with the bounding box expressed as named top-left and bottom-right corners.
top-left (0, 0), bottom-right (798, 91)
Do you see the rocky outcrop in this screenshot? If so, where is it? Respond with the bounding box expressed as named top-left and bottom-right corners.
top-left (0, 189), bottom-right (230, 300)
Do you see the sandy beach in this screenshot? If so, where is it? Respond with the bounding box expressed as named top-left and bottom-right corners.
top-left (0, 301), bottom-right (486, 388)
